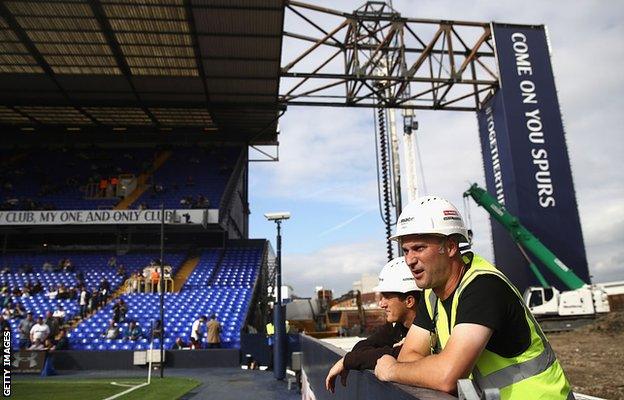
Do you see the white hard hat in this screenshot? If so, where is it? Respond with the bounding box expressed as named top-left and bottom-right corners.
top-left (390, 195), bottom-right (470, 244)
top-left (373, 257), bottom-right (421, 293)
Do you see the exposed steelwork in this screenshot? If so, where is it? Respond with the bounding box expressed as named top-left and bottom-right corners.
top-left (0, 0), bottom-right (284, 143)
top-left (281, 1), bottom-right (499, 111)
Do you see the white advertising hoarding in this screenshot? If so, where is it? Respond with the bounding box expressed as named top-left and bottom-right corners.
top-left (0, 209), bottom-right (219, 226)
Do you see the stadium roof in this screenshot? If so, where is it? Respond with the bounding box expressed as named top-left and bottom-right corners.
top-left (0, 0), bottom-right (284, 144)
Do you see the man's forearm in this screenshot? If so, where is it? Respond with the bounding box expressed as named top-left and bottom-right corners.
top-left (386, 355), bottom-right (456, 393)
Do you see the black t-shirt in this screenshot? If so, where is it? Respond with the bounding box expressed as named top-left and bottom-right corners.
top-left (413, 274), bottom-right (531, 357)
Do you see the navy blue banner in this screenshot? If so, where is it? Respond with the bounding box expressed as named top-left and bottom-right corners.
top-left (476, 23), bottom-right (589, 291)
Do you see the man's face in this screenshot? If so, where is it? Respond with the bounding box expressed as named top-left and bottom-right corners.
top-left (401, 234), bottom-right (451, 290)
top-left (379, 292), bottom-right (409, 324)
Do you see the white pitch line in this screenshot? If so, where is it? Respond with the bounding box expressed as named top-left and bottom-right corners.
top-left (102, 382), bottom-right (149, 400)
top-left (110, 382), bottom-right (138, 388)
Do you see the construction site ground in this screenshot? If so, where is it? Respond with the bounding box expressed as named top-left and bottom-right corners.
top-left (547, 311), bottom-right (624, 399)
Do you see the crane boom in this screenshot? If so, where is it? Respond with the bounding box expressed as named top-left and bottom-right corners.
top-left (463, 183), bottom-right (586, 290)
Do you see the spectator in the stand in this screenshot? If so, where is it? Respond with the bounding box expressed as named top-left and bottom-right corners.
top-left (53, 328), bottom-right (69, 350)
top-left (53, 305), bottom-right (66, 324)
top-left (151, 320), bottom-right (163, 341)
top-left (102, 320), bottom-right (119, 340)
top-left (110, 176), bottom-right (119, 193)
top-left (113, 299), bottom-right (127, 323)
top-left (196, 195), bottom-right (210, 209)
top-left (28, 339), bottom-right (45, 351)
top-left (67, 174), bottom-right (79, 187)
top-left (128, 272), bottom-right (139, 294)
top-left (0, 315), bottom-right (9, 332)
top-left (100, 278), bottom-right (111, 295)
top-left (89, 287), bottom-right (103, 312)
top-left (117, 264), bottom-right (127, 279)
top-left (57, 284), bottom-right (69, 300)
top-left (105, 181), bottom-right (114, 198)
top-left (30, 316), bottom-right (50, 344)
top-left (46, 285), bottom-right (58, 300)
top-left (63, 258), bottom-right (73, 272)
top-left (185, 175), bottom-right (195, 187)
top-left (153, 183), bottom-right (165, 194)
top-left (207, 314), bottom-right (222, 349)
top-left (150, 269), bottom-right (160, 293)
top-left (1, 305), bottom-right (11, 320)
top-left (54, 259), bottom-right (63, 273)
top-left (0, 265), bottom-right (9, 275)
top-left (44, 311), bottom-right (59, 338)
top-left (79, 286), bottom-right (88, 319)
top-left (172, 337), bottom-right (187, 350)
top-left (191, 315), bottom-right (206, 349)
top-left (0, 290), bottom-right (9, 310)
top-left (19, 263), bottom-right (33, 274)
top-left (67, 286), bottom-right (78, 300)
top-left (42, 260), bottom-right (53, 272)
top-left (43, 338), bottom-right (55, 351)
top-left (18, 312), bottom-right (34, 349)
top-left (107, 257), bottom-right (117, 268)
top-left (123, 321), bottom-right (143, 341)
top-left (20, 286), bottom-right (30, 298)
top-left (11, 286), bottom-right (22, 297)
top-left (32, 280), bottom-right (43, 295)
top-left (76, 270), bottom-right (85, 287)
top-left (14, 303), bottom-right (27, 319)
top-left (99, 178), bottom-right (108, 196)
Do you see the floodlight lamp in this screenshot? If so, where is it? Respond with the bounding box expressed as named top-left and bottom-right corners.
top-left (264, 211), bottom-right (291, 221)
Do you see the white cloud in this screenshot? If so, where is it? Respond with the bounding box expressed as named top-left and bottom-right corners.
top-left (282, 240), bottom-right (387, 297)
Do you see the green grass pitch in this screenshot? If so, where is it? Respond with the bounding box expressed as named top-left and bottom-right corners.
top-left (11, 377), bottom-right (200, 400)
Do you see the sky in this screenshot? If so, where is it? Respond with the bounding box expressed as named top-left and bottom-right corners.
top-left (248, 0), bottom-right (624, 298)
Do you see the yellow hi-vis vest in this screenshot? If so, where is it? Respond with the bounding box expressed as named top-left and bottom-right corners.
top-left (266, 322), bottom-right (275, 336)
top-left (424, 254), bottom-right (572, 400)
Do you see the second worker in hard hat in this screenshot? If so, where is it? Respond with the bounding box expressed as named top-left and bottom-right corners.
top-left (325, 257), bottom-right (421, 393)
top-left (373, 195), bottom-right (572, 399)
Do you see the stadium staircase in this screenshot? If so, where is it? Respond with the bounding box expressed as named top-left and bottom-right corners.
top-left (172, 255), bottom-right (200, 293)
top-left (114, 150), bottom-right (172, 210)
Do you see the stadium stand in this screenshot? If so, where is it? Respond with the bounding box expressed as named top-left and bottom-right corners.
top-left (69, 287), bottom-right (253, 351)
top-left (134, 147), bottom-right (242, 210)
top-left (0, 0), bottom-right (279, 374)
top-left (211, 247), bottom-right (264, 289)
top-left (0, 148), bottom-right (155, 210)
top-left (1, 252), bottom-right (186, 349)
top-left (1, 244), bottom-right (263, 351)
top-left (183, 249), bottom-right (221, 290)
top-left (1, 144), bottom-right (266, 359)
top-left (0, 146), bottom-right (240, 212)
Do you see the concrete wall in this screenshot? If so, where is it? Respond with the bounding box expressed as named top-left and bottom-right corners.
top-left (52, 349), bottom-right (239, 370)
top-left (300, 334), bottom-right (456, 400)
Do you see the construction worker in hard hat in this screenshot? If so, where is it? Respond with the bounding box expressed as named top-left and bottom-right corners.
top-left (374, 196), bottom-right (572, 399)
top-left (325, 257), bottom-right (421, 394)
